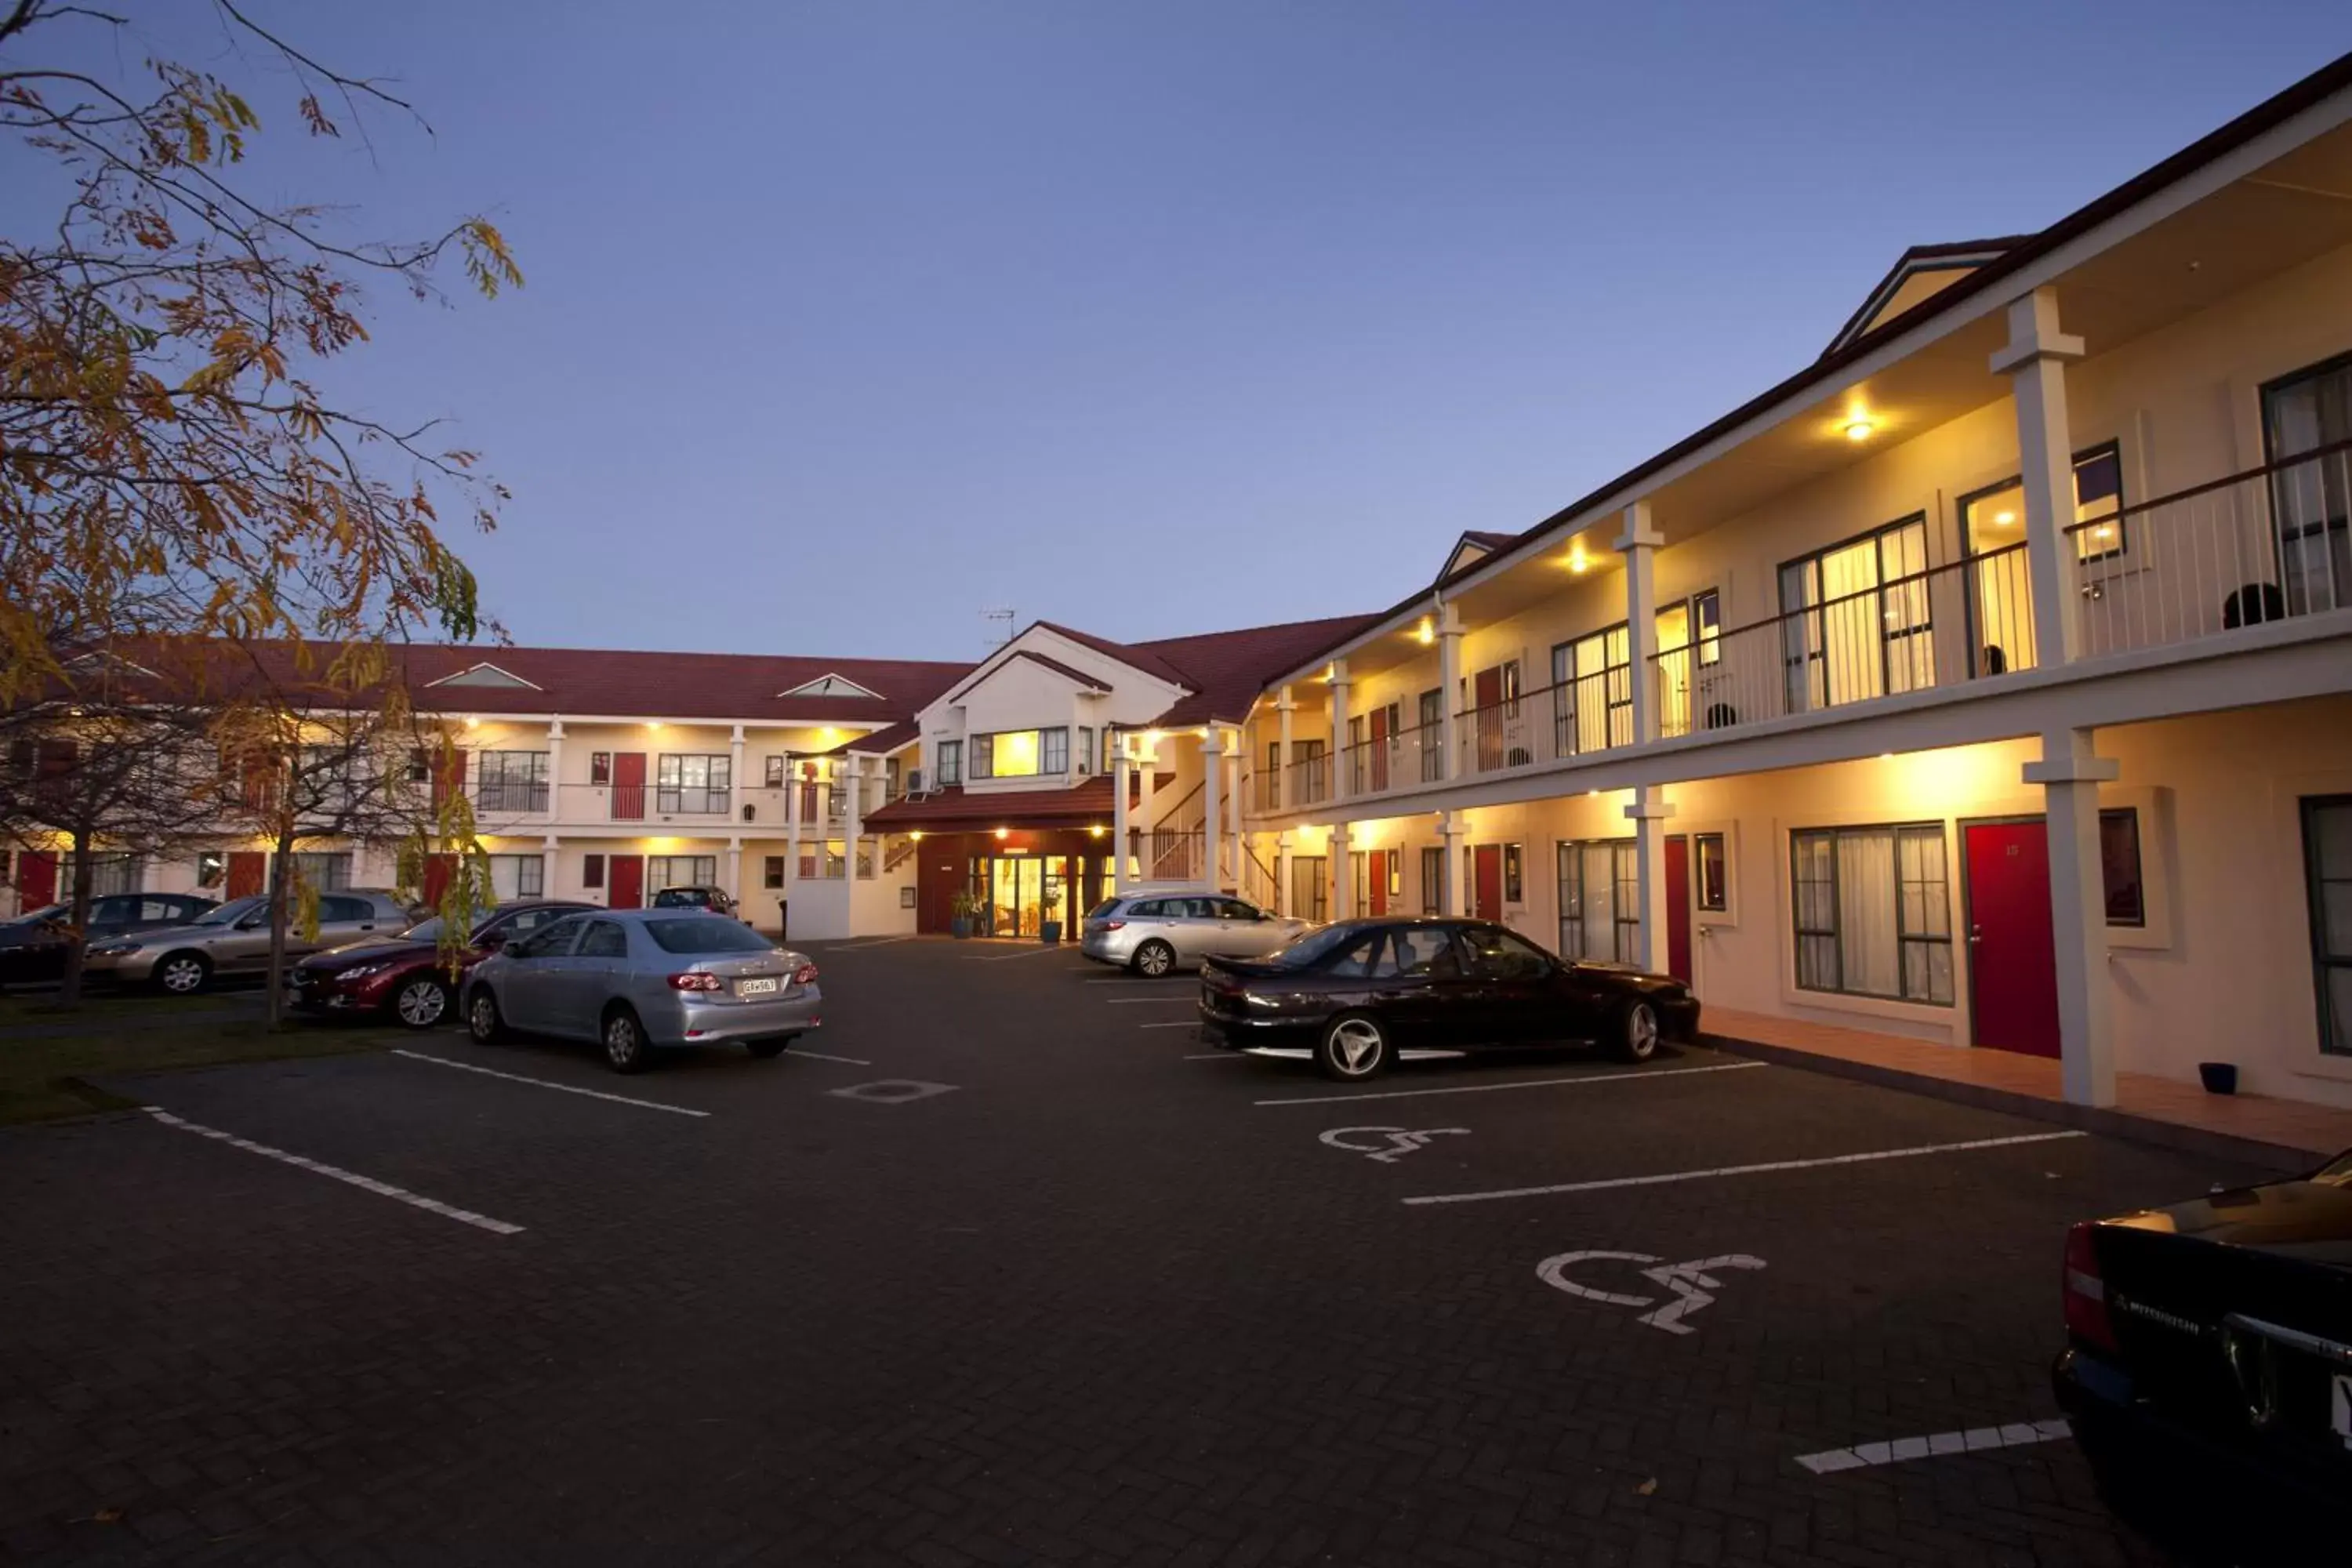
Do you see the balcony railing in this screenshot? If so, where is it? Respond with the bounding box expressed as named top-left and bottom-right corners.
top-left (2072, 436), bottom-right (2352, 658)
top-left (1343, 720), bottom-right (1443, 797)
top-left (469, 779), bottom-right (550, 815)
top-left (1285, 752), bottom-right (1332, 809)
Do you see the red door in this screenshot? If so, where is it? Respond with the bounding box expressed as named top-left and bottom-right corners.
top-left (1962, 821), bottom-right (2061, 1058)
top-left (1472, 844), bottom-right (1503, 921)
top-left (611, 753), bottom-right (648, 820)
top-left (421, 853), bottom-right (456, 910)
top-left (1664, 834), bottom-right (1693, 985)
top-left (1473, 667), bottom-right (1504, 770)
top-left (16, 850), bottom-right (56, 909)
top-left (1369, 706), bottom-right (1391, 793)
top-left (607, 854), bottom-right (644, 910)
top-left (226, 851), bottom-right (265, 899)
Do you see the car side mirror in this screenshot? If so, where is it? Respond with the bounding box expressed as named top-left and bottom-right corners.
top-left (237, 913), bottom-right (267, 931)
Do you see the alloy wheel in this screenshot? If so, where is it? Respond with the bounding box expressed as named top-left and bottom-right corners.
top-left (396, 978), bottom-right (448, 1029)
top-left (469, 993), bottom-right (499, 1042)
top-left (1138, 942), bottom-right (1174, 977)
top-left (1331, 1018), bottom-right (1383, 1075)
top-left (159, 956), bottom-right (204, 994)
top-left (604, 1013), bottom-right (641, 1069)
top-left (1627, 1003), bottom-right (1658, 1058)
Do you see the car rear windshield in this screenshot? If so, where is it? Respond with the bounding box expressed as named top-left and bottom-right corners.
top-left (1261, 924), bottom-right (1370, 971)
top-left (1084, 898), bottom-right (1123, 920)
top-left (644, 918), bottom-right (777, 955)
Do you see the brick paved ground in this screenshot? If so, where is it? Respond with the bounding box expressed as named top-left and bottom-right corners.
top-left (0, 939), bottom-right (2270, 1566)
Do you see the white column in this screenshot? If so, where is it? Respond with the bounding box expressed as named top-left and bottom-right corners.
top-left (724, 837), bottom-right (742, 909)
top-left (1226, 744), bottom-right (1244, 895)
top-left (1436, 601), bottom-right (1463, 779)
top-left (545, 719), bottom-right (565, 824)
top-left (1275, 688), bottom-right (1294, 811)
top-left (728, 725), bottom-right (746, 824)
top-left (2024, 728), bottom-right (2119, 1106)
top-left (784, 753), bottom-right (802, 892)
top-left (843, 755), bottom-right (865, 875)
top-left (1200, 731), bottom-right (1222, 891)
top-left (1111, 745), bottom-right (1131, 894)
top-left (1441, 811), bottom-right (1468, 917)
top-left (541, 834), bottom-right (559, 900)
top-left (1275, 833), bottom-right (1293, 916)
top-left (1623, 786), bottom-right (1676, 973)
top-left (1327, 660), bottom-right (1351, 809)
top-left (1615, 503), bottom-right (1664, 746)
top-left (1991, 287), bottom-right (2088, 666)
top-left (1330, 821), bottom-right (1352, 920)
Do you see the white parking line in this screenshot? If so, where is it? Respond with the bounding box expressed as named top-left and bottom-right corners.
top-left (1255, 1060), bottom-right (1765, 1106)
top-left (1138, 1021), bottom-right (1196, 1030)
top-left (786, 1047), bottom-right (872, 1065)
top-left (142, 1106), bottom-right (524, 1235)
top-left (390, 1049), bottom-right (710, 1118)
top-left (1795, 1418), bottom-right (2072, 1474)
top-left (1107, 996), bottom-right (1195, 1005)
top-left (1084, 978), bottom-right (1189, 985)
top-left (828, 936), bottom-right (917, 950)
top-left (1401, 1128), bottom-right (2088, 1207)
top-left (972, 945), bottom-right (1075, 963)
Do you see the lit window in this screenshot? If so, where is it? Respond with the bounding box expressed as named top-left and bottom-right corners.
top-left (1694, 832), bottom-right (1727, 913)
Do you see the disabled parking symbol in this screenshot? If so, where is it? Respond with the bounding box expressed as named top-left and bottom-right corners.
top-left (1319, 1125), bottom-right (1468, 1163)
top-left (1537, 1249), bottom-right (1766, 1336)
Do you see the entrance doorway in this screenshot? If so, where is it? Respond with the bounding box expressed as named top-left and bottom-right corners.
top-left (975, 854), bottom-right (1076, 938)
top-left (1472, 844), bottom-right (1503, 921)
top-left (607, 854), bottom-right (645, 910)
top-left (1961, 819), bottom-right (2061, 1058)
top-left (1663, 834), bottom-right (1693, 985)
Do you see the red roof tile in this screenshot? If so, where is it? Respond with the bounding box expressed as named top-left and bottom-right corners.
top-left (1130, 614), bottom-right (1383, 727)
top-left (947, 648), bottom-right (1112, 704)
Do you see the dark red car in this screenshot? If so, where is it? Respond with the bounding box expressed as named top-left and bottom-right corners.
top-left (287, 900), bottom-right (595, 1029)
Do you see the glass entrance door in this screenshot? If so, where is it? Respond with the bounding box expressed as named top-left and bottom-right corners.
top-left (981, 854), bottom-right (1080, 938)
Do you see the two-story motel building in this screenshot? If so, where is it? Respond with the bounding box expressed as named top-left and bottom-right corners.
top-left (5, 55), bottom-right (2350, 1115)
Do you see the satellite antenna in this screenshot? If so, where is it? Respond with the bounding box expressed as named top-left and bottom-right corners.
top-left (981, 607), bottom-right (1016, 651)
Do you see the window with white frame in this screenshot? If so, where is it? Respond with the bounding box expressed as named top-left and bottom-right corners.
top-left (1076, 728), bottom-right (1094, 775)
top-left (647, 855), bottom-right (717, 891)
top-left (1555, 839), bottom-right (1638, 963)
top-left (656, 754), bottom-right (731, 814)
top-left (486, 853), bottom-right (545, 901)
top-left (276, 851), bottom-right (352, 892)
top-left (475, 751), bottom-right (549, 812)
top-left (1550, 624), bottom-right (1632, 757)
top-left (1790, 823), bottom-right (1953, 1004)
top-left (1779, 517), bottom-right (1935, 713)
top-left (64, 853), bottom-right (140, 898)
top-left (1040, 728), bottom-right (1069, 775)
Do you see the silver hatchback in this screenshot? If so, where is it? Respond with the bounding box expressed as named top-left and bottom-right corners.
top-left (462, 909), bottom-right (819, 1073)
top-left (85, 890), bottom-right (412, 994)
top-left (1079, 894), bottom-right (1313, 976)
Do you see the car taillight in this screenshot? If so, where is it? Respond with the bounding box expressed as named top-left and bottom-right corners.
top-left (1101, 919), bottom-right (1126, 931)
top-left (792, 963), bottom-right (818, 985)
top-left (666, 972), bottom-right (724, 992)
top-left (2063, 1221), bottom-right (2118, 1352)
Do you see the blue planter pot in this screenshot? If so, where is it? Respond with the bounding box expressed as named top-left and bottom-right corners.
top-left (1040, 921), bottom-right (1062, 946)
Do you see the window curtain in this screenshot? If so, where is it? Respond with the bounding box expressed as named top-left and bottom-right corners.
top-left (1834, 829), bottom-right (1900, 998)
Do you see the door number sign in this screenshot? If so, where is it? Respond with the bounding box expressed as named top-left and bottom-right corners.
top-left (1319, 1125), bottom-right (1468, 1163)
top-left (1537, 1249), bottom-right (1766, 1336)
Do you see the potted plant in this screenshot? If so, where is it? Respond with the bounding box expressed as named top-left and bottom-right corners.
top-left (949, 888), bottom-right (979, 938)
top-left (1039, 911), bottom-right (1062, 946)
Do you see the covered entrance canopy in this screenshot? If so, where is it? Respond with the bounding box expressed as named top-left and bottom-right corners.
top-left (865, 780), bottom-right (1122, 938)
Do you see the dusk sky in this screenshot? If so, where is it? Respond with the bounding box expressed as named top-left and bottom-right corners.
top-left (33, 2), bottom-right (2352, 661)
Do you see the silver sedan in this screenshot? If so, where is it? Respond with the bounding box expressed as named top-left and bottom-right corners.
top-left (461, 910), bottom-right (819, 1073)
top-left (1079, 894), bottom-right (1313, 976)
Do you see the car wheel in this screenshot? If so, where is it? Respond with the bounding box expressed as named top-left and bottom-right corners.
top-left (154, 952), bottom-right (210, 996)
top-left (466, 988), bottom-right (506, 1044)
top-left (747, 1037), bottom-right (789, 1060)
top-left (1133, 939), bottom-right (1176, 978)
top-left (1610, 999), bottom-right (1661, 1063)
top-left (602, 1005), bottom-right (649, 1075)
top-left (392, 976), bottom-right (451, 1030)
top-left (1316, 1011), bottom-right (1390, 1082)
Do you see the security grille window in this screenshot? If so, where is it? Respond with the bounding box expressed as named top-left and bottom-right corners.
top-left (1421, 846), bottom-right (1443, 914)
top-left (1551, 624), bottom-right (1632, 757)
top-left (1555, 839), bottom-right (1638, 963)
top-left (2100, 808), bottom-right (2144, 927)
top-left (656, 755), bottom-right (731, 814)
top-left (1791, 824), bottom-right (1953, 1004)
top-left (647, 855), bottom-right (717, 891)
top-left (1779, 517), bottom-right (1935, 713)
top-left (1694, 832), bottom-right (1728, 913)
top-left (486, 853), bottom-right (544, 901)
top-left (2303, 795), bottom-right (2352, 1056)
top-left (2263, 355), bottom-right (2352, 618)
top-left (476, 751), bottom-right (550, 812)
top-left (935, 741), bottom-right (963, 786)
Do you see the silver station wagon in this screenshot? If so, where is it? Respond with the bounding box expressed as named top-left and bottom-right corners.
top-left (1079, 894), bottom-right (1313, 976)
top-left (462, 909), bottom-right (820, 1073)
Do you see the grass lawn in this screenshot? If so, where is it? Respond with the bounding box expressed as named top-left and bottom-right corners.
top-left (0, 987), bottom-right (245, 1025)
top-left (0, 1011), bottom-right (400, 1125)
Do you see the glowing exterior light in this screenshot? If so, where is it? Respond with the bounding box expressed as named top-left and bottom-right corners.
top-left (1844, 417), bottom-right (1875, 441)
top-left (1414, 618), bottom-right (1435, 645)
top-left (994, 827), bottom-right (1010, 841)
top-left (463, 716), bottom-right (481, 730)
top-left (1567, 542), bottom-right (1591, 575)
top-left (1088, 825), bottom-right (1105, 838)
top-left (1994, 510), bottom-right (2016, 525)
top-left (909, 831), bottom-right (924, 842)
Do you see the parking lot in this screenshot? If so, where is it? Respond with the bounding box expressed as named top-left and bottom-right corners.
top-left (0, 938), bottom-right (2267, 1565)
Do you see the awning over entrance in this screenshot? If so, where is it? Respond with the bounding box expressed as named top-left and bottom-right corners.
top-left (863, 778), bottom-right (1116, 836)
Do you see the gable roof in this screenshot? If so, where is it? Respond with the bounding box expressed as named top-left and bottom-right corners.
top-left (1820, 237), bottom-right (2032, 358)
top-left (946, 648), bottom-right (1113, 706)
top-left (778, 672), bottom-right (885, 700)
top-left (1439, 529), bottom-right (1519, 582)
top-left (1032, 621), bottom-right (1194, 688)
top-left (426, 661), bottom-right (544, 691)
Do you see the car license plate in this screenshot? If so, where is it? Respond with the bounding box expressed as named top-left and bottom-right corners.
top-left (736, 976), bottom-right (779, 997)
top-left (2333, 1374), bottom-right (2351, 1449)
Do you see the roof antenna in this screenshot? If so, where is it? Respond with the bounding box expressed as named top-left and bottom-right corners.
top-left (981, 607), bottom-right (1016, 652)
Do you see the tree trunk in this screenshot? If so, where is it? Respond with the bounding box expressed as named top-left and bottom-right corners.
top-left (57, 829), bottom-right (94, 1010)
top-left (264, 833), bottom-right (291, 1029)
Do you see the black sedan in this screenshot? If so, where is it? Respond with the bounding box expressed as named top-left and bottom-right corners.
top-left (0, 892), bottom-right (217, 989)
top-left (1197, 916), bottom-right (1700, 1081)
top-left (2055, 1151), bottom-right (2352, 1559)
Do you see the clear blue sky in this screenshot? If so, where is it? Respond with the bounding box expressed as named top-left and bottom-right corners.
top-left (34, 2), bottom-right (2352, 659)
